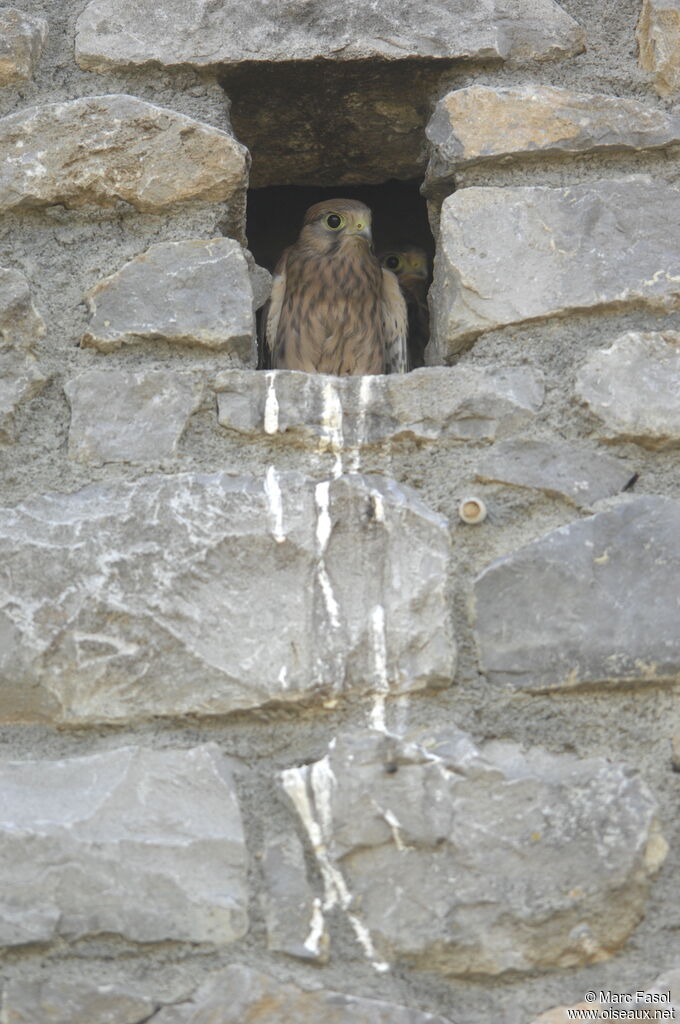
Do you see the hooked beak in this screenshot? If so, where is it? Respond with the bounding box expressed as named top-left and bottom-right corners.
top-left (346, 221), bottom-right (372, 242)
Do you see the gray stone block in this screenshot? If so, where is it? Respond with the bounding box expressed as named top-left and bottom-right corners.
top-left (261, 828), bottom-right (328, 961)
top-left (0, 7), bottom-right (47, 86)
top-left (81, 238), bottom-right (256, 358)
top-left (576, 331), bottom-right (680, 449)
top-left (0, 471), bottom-right (454, 724)
top-left (282, 729), bottom-right (666, 976)
top-left (0, 350), bottom-right (47, 443)
top-left (216, 365), bottom-right (545, 450)
top-left (75, 0), bottom-right (584, 69)
top-left (475, 438), bottom-right (636, 507)
top-left (429, 178), bottom-right (680, 359)
top-left (65, 369), bottom-right (204, 463)
top-left (151, 964), bottom-right (454, 1023)
top-left (0, 95), bottom-right (248, 213)
top-left (473, 496), bottom-right (680, 690)
top-left (426, 85), bottom-right (680, 187)
top-left (1, 979), bottom-right (156, 1024)
top-left (0, 267), bottom-right (45, 351)
top-left (0, 268), bottom-right (47, 442)
top-left (638, 0), bottom-right (680, 97)
top-left (0, 745), bottom-right (248, 946)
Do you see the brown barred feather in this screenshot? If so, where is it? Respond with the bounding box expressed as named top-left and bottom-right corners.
top-left (266, 199), bottom-right (407, 376)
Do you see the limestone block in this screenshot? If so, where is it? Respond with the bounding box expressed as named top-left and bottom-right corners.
top-left (0, 745), bottom-right (248, 946)
top-left (0, 95), bottom-right (248, 214)
top-left (65, 369), bottom-right (204, 463)
top-left (638, 0), bottom-right (680, 98)
top-left (216, 366), bottom-right (544, 449)
top-left (0, 8), bottom-right (47, 86)
top-left (0, 471), bottom-right (454, 725)
top-left (0, 267), bottom-right (45, 351)
top-left (426, 85), bottom-right (680, 186)
top-left (282, 729), bottom-right (664, 976)
top-left (0, 269), bottom-right (47, 441)
top-left (576, 331), bottom-right (680, 449)
top-left (151, 964), bottom-right (453, 1023)
top-left (1, 979), bottom-right (156, 1024)
top-left (75, 0), bottom-right (584, 69)
top-left (473, 496), bottom-right (680, 690)
top-left (429, 179), bottom-right (680, 358)
top-left (475, 439), bottom-right (635, 507)
top-left (81, 239), bottom-right (256, 358)
top-left (0, 350), bottom-right (47, 442)
top-left (261, 828), bottom-right (328, 961)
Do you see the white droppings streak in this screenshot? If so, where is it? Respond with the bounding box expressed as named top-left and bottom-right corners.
top-left (315, 481), bottom-right (332, 551)
top-left (350, 375), bottom-right (374, 473)
top-left (315, 481), bottom-right (340, 629)
top-left (277, 665), bottom-right (289, 689)
top-left (263, 372), bottom-right (279, 434)
top-left (264, 466), bottom-right (286, 543)
top-left (320, 379), bottom-right (344, 478)
top-left (369, 604), bottom-right (389, 733)
top-left (370, 489), bottom-right (385, 523)
top-left (303, 897), bottom-right (325, 955)
top-left (281, 758), bottom-right (389, 973)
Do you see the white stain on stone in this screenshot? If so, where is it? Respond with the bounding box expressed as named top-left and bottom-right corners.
top-left (315, 481), bottom-right (340, 629)
top-left (281, 757), bottom-right (389, 973)
top-left (303, 896), bottom-right (325, 955)
top-left (264, 465), bottom-right (285, 543)
top-left (319, 379), bottom-right (344, 478)
top-left (373, 800), bottom-right (407, 852)
top-left (277, 665), bottom-right (289, 689)
top-left (369, 604), bottom-right (389, 733)
top-left (263, 371), bottom-right (279, 434)
top-left (350, 374), bottom-right (374, 473)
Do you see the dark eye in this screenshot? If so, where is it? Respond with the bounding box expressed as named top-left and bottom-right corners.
top-left (326, 213), bottom-right (342, 229)
top-left (384, 254), bottom-right (400, 270)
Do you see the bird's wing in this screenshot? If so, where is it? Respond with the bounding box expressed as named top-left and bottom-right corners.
top-left (381, 268), bottom-right (409, 374)
top-left (264, 250), bottom-right (288, 362)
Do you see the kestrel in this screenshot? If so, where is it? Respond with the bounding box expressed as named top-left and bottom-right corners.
top-left (379, 245), bottom-right (430, 369)
top-left (265, 199), bottom-right (408, 375)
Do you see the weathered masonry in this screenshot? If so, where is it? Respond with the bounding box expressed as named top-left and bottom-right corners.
top-left (1, 1), bottom-right (680, 1022)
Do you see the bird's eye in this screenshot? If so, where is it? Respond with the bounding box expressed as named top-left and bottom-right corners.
top-left (325, 213), bottom-right (343, 230)
top-left (384, 254), bottom-right (400, 270)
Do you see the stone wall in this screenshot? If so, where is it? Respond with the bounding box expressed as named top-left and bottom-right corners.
top-left (1, 2), bottom-right (680, 1022)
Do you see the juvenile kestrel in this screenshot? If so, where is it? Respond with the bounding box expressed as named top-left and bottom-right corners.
top-left (379, 245), bottom-right (430, 369)
top-left (266, 199), bottom-right (408, 375)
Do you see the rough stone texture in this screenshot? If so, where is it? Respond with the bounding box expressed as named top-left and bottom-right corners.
top-left (0, 472), bottom-right (453, 724)
top-left (64, 369), bottom-right (204, 464)
top-left (0, 95), bottom-right (249, 214)
top-left (0, 8), bottom-right (47, 87)
top-left (0, 267), bottom-right (45, 351)
top-left (1, 979), bottom-right (156, 1024)
top-left (576, 331), bottom-right (680, 449)
top-left (282, 729), bottom-right (665, 976)
top-left (0, 350), bottom-right (47, 443)
top-left (428, 178), bottom-right (680, 359)
top-left (475, 438), bottom-right (636, 507)
top-left (81, 238), bottom-right (257, 358)
top-left (473, 496), bottom-right (680, 691)
top-left (151, 964), bottom-right (454, 1023)
top-left (0, 745), bottom-right (248, 946)
top-left (75, 0), bottom-right (584, 68)
top-left (261, 829), bottom-right (328, 961)
top-left (638, 0), bottom-right (680, 98)
top-left (216, 366), bottom-right (545, 448)
top-left (425, 85), bottom-right (680, 187)
top-left (0, 268), bottom-right (47, 442)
